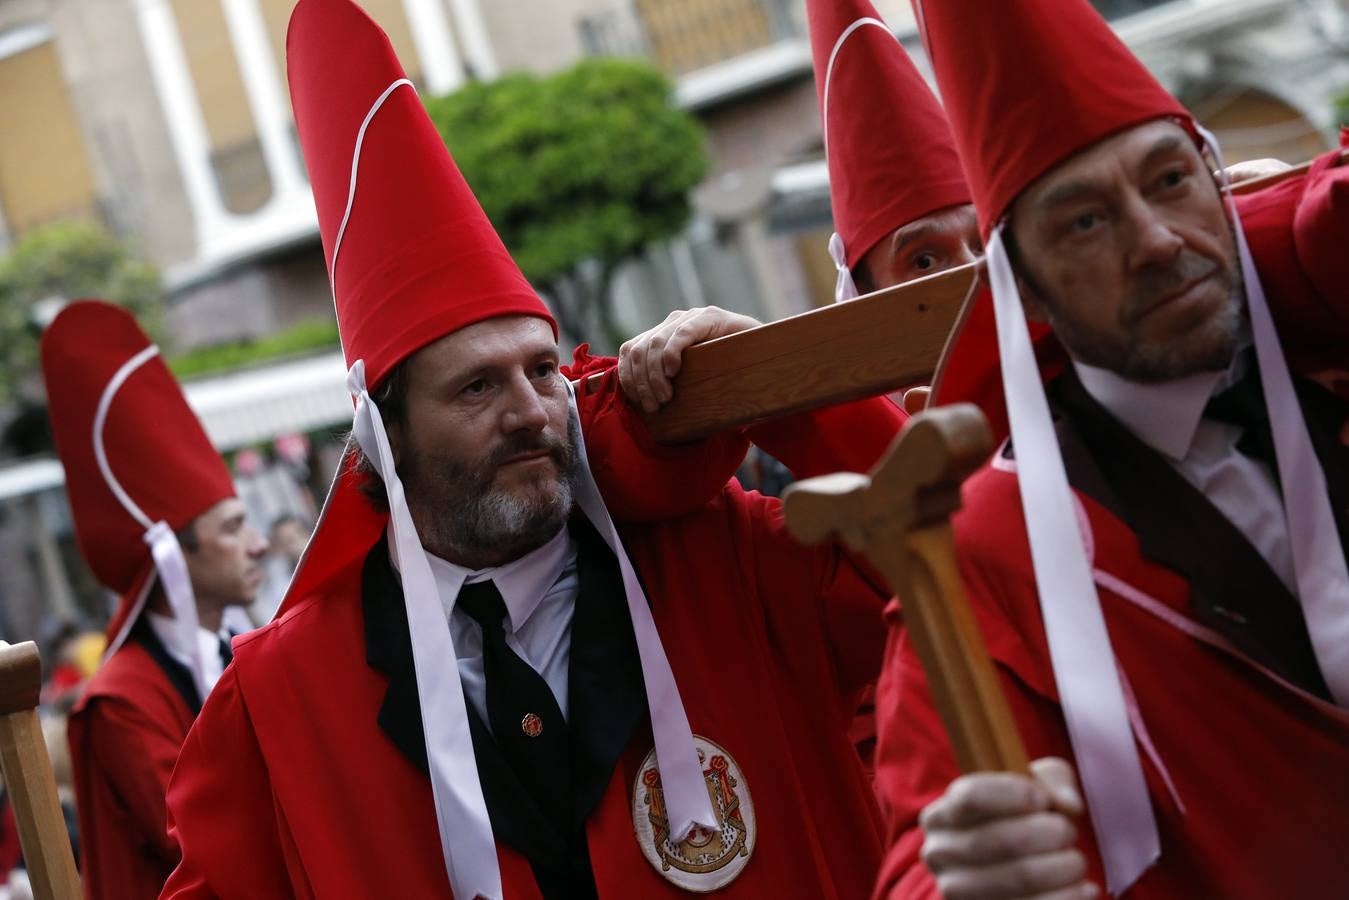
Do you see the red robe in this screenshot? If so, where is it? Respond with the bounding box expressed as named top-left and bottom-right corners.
top-left (874, 451), bottom-right (1349, 898)
top-left (69, 636), bottom-right (198, 899)
top-left (875, 145), bottom-right (1349, 899)
top-left (160, 373), bottom-right (900, 899)
top-left (0, 795), bottom-right (21, 885)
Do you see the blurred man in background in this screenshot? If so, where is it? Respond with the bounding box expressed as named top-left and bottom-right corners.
top-left (42, 301), bottom-right (267, 899)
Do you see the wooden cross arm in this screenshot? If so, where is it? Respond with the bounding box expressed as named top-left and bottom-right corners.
top-left (0, 641), bottom-right (82, 900)
top-left (644, 262), bottom-right (977, 444)
top-left (783, 405), bottom-right (1028, 774)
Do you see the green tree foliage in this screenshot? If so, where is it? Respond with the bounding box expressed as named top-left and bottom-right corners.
top-left (424, 58), bottom-right (709, 347)
top-left (1337, 90), bottom-right (1349, 129)
top-left (0, 221), bottom-right (164, 404)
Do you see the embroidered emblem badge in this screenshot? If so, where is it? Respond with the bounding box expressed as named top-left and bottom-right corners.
top-left (632, 735), bottom-right (755, 892)
top-left (521, 713), bottom-right (543, 737)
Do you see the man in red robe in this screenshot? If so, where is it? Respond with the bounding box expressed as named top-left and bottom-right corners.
top-left (41, 301), bottom-right (268, 899)
top-left (874, 1), bottom-right (1349, 897)
top-left (160, 3), bottom-right (896, 897)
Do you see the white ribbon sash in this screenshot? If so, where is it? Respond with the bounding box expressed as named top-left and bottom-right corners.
top-left (1198, 125), bottom-right (1349, 706)
top-left (144, 521), bottom-right (210, 702)
top-left (986, 227), bottom-right (1159, 895)
top-left (563, 379), bottom-right (716, 842)
top-left (347, 360), bottom-right (501, 900)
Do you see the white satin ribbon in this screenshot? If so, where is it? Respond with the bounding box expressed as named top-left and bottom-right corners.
top-left (144, 521), bottom-right (211, 703)
top-left (563, 379), bottom-right (716, 843)
top-left (1198, 124), bottom-right (1349, 706)
top-left (346, 360), bottom-right (501, 900)
top-left (985, 227), bottom-right (1159, 896)
top-left (829, 232), bottom-right (860, 302)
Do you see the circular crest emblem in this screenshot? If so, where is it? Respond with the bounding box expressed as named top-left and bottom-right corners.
top-left (521, 713), bottom-right (543, 738)
top-left (631, 735), bottom-right (755, 893)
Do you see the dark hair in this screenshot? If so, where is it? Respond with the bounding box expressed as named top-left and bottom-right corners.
top-left (850, 259), bottom-right (876, 296)
top-left (176, 520), bottom-right (200, 553)
top-left (1000, 225), bottom-right (1047, 302)
top-left (347, 360), bottom-right (410, 513)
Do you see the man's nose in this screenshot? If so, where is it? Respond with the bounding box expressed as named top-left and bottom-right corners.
top-left (501, 375), bottom-right (550, 433)
top-left (248, 528), bottom-right (270, 558)
top-left (1126, 197), bottom-right (1184, 269)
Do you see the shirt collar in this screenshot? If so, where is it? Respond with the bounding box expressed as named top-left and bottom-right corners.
top-left (145, 611), bottom-right (228, 677)
top-left (1072, 354), bottom-right (1246, 462)
top-left (424, 525), bottom-right (575, 632)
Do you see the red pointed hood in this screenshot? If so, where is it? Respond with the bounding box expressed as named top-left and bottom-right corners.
top-left (918, 0), bottom-right (1188, 430)
top-left (808, 0), bottom-right (968, 269)
top-left (41, 301), bottom-right (235, 644)
top-left (287, 0), bottom-right (554, 391)
top-left (913, 0), bottom-right (1187, 239)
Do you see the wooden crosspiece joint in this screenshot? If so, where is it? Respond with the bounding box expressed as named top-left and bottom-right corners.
top-left (0, 641), bottom-right (82, 900)
top-left (782, 404), bottom-right (1028, 774)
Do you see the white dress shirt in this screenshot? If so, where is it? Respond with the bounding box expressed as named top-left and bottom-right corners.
top-left (422, 527), bottom-right (580, 730)
top-left (1073, 352), bottom-right (1297, 592)
top-left (145, 611), bottom-right (232, 696)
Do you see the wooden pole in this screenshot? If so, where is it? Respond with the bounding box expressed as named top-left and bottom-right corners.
top-left (783, 405), bottom-right (1027, 773)
top-left (0, 641), bottom-right (81, 900)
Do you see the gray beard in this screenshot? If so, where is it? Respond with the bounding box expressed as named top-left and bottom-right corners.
top-left (405, 417), bottom-right (581, 565)
top-left (434, 471), bottom-right (576, 563)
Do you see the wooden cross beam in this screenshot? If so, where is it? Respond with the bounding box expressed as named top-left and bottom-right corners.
top-left (638, 153), bottom-right (1341, 445)
top-left (0, 641), bottom-right (81, 900)
top-left (644, 261), bottom-right (977, 443)
top-left (782, 404), bottom-right (1027, 773)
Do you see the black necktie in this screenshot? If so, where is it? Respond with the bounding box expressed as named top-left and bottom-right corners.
top-left (457, 580), bottom-right (573, 833)
top-left (1205, 364), bottom-right (1277, 469)
top-left (218, 634), bottom-right (234, 668)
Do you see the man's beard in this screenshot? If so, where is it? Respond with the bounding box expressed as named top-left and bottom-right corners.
top-left (404, 417), bottom-right (581, 564)
top-left (1041, 247), bottom-right (1244, 383)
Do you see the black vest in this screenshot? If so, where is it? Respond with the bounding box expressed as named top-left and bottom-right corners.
top-left (1048, 366), bottom-right (1349, 700)
top-left (362, 519), bottom-right (647, 899)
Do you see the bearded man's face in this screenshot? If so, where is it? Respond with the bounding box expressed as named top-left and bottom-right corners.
top-left (391, 315), bottom-right (577, 567)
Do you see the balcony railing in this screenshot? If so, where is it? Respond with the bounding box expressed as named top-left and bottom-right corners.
top-left (579, 0), bottom-right (804, 76)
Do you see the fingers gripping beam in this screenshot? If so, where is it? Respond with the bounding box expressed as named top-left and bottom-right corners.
top-left (783, 405), bottom-right (1028, 774)
top-left (0, 641), bottom-right (82, 900)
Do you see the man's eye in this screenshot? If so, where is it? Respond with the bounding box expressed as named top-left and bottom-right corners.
top-left (534, 362), bottom-right (557, 379)
top-left (912, 253), bottom-right (938, 271)
top-left (462, 379), bottom-right (487, 396)
top-left (1070, 212), bottom-right (1102, 233)
top-left (1159, 168), bottom-right (1189, 191)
